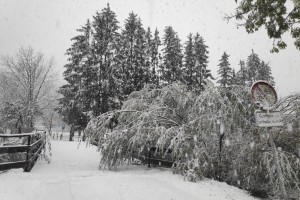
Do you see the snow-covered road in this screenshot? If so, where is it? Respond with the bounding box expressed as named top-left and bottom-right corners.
top-left (0, 140), bottom-right (257, 200)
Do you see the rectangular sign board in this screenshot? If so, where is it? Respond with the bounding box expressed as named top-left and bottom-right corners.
top-left (255, 110), bottom-right (283, 127)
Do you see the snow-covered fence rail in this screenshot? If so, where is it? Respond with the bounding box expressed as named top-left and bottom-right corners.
top-left (0, 131), bottom-right (46, 172)
top-left (51, 132), bottom-right (82, 141)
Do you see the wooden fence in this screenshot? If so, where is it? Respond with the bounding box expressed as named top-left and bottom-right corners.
top-left (0, 131), bottom-right (46, 172)
top-left (51, 132), bottom-right (82, 141)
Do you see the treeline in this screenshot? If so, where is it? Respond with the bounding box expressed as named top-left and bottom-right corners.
top-left (58, 4), bottom-right (275, 132)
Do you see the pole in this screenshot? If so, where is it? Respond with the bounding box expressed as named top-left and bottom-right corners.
top-left (268, 128), bottom-right (288, 200)
top-left (25, 135), bottom-right (31, 172)
top-left (217, 120), bottom-right (224, 181)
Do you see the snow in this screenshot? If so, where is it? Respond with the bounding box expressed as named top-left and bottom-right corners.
top-left (0, 140), bottom-right (258, 200)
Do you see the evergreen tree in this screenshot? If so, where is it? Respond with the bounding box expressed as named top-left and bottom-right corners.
top-left (217, 52), bottom-right (232, 88)
top-left (183, 33), bottom-right (195, 89)
top-left (160, 26), bottom-right (183, 84)
top-left (183, 33), bottom-right (211, 93)
top-left (236, 60), bottom-right (247, 86)
top-left (236, 52), bottom-right (276, 87)
top-left (244, 50), bottom-right (276, 86)
top-left (231, 69), bottom-right (237, 86)
top-left (58, 19), bottom-right (92, 132)
top-left (57, 85), bottom-right (88, 133)
top-left (193, 33), bottom-right (212, 92)
top-left (144, 27), bottom-right (152, 85)
top-left (258, 61), bottom-right (275, 86)
top-left (91, 4), bottom-right (121, 116)
top-left (149, 28), bottom-right (161, 85)
top-left (119, 12), bottom-right (147, 96)
top-left (246, 50), bottom-right (261, 85)
top-left (135, 18), bottom-right (147, 89)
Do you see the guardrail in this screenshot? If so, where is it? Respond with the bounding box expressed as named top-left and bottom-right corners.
top-left (0, 131), bottom-right (46, 172)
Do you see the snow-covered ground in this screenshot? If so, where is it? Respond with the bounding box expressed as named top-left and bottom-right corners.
top-left (0, 140), bottom-right (258, 200)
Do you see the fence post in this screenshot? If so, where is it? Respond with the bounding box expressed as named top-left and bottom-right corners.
top-left (24, 135), bottom-right (31, 172)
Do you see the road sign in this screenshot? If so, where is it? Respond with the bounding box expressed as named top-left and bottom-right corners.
top-left (250, 81), bottom-right (288, 199)
top-left (250, 81), bottom-right (277, 110)
top-left (255, 110), bottom-right (283, 127)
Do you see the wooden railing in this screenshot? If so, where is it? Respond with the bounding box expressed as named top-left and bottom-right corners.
top-left (0, 131), bottom-right (46, 172)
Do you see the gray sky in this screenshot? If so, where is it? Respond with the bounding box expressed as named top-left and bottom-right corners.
top-left (0, 0), bottom-right (299, 97)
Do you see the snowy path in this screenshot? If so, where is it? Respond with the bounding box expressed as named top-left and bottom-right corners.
top-left (0, 140), bottom-right (257, 200)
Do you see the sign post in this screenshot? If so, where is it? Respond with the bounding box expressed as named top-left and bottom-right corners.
top-left (250, 81), bottom-right (288, 200)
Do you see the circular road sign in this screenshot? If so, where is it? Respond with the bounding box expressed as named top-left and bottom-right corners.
top-left (250, 81), bottom-right (277, 110)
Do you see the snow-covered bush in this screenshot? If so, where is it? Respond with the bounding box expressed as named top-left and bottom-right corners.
top-left (85, 83), bottom-right (300, 198)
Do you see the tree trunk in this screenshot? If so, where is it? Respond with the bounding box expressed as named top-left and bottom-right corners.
top-left (78, 129), bottom-right (81, 141)
top-left (69, 125), bottom-right (75, 141)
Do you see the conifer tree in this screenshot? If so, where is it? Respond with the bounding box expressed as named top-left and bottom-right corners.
top-left (231, 69), bottom-right (237, 86)
top-left (246, 50), bottom-right (261, 85)
top-left (258, 61), bottom-right (275, 86)
top-left (236, 60), bottom-right (247, 86)
top-left (58, 19), bottom-right (92, 132)
top-left (236, 52), bottom-right (276, 87)
top-left (217, 52), bottom-right (232, 88)
top-left (193, 33), bottom-right (212, 92)
top-left (149, 28), bottom-right (161, 85)
top-left (183, 33), bottom-right (195, 90)
top-left (119, 12), bottom-right (147, 96)
top-left (135, 18), bottom-right (147, 89)
top-left (183, 33), bottom-right (211, 93)
top-left (144, 27), bottom-right (152, 85)
top-left (91, 4), bottom-right (121, 116)
top-left (160, 26), bottom-right (183, 84)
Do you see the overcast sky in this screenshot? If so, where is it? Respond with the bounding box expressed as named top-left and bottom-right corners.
top-left (0, 0), bottom-right (299, 97)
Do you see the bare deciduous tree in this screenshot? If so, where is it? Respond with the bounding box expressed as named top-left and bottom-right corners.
top-left (0, 47), bottom-right (56, 133)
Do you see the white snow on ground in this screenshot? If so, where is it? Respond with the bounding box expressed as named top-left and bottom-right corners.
top-left (0, 140), bottom-right (258, 200)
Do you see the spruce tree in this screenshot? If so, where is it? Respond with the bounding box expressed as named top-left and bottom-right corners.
top-left (183, 33), bottom-right (211, 93)
top-left (231, 69), bottom-right (237, 86)
top-left (236, 52), bottom-right (275, 87)
top-left (246, 50), bottom-right (261, 85)
top-left (58, 19), bottom-right (92, 131)
top-left (135, 18), bottom-right (147, 90)
top-left (258, 61), bottom-right (275, 86)
top-left (119, 12), bottom-right (147, 96)
top-left (217, 52), bottom-right (232, 88)
top-left (236, 60), bottom-right (247, 86)
top-left (183, 33), bottom-right (195, 90)
top-left (160, 26), bottom-right (183, 84)
top-left (193, 33), bottom-right (212, 93)
top-left (91, 4), bottom-right (121, 116)
top-left (149, 28), bottom-right (161, 85)
top-left (144, 27), bottom-right (152, 85)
